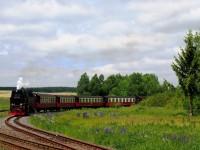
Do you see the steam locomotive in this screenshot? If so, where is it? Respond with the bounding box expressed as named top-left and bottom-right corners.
top-left (10, 88), bottom-right (142, 116)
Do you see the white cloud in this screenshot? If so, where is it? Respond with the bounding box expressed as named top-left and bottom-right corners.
top-left (0, 23), bottom-right (51, 35)
top-left (95, 21), bottom-right (131, 35)
top-left (0, 50), bottom-right (8, 56)
top-left (0, 0), bottom-right (198, 86)
top-left (28, 32), bottom-right (170, 57)
top-left (0, 0), bottom-right (94, 19)
top-left (127, 0), bottom-right (200, 34)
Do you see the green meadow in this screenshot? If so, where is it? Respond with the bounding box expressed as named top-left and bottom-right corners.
top-left (29, 104), bottom-right (200, 150)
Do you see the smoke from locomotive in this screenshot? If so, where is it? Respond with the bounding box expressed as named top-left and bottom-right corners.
top-left (16, 77), bottom-right (23, 90)
top-left (16, 77), bottom-right (29, 91)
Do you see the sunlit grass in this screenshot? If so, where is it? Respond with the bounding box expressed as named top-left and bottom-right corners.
top-left (29, 106), bottom-right (200, 150)
top-left (0, 90), bottom-right (10, 118)
top-left (0, 97), bottom-right (9, 110)
top-left (0, 90), bottom-right (11, 98)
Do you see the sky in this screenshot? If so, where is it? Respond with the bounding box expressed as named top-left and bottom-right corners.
top-left (0, 0), bottom-right (199, 87)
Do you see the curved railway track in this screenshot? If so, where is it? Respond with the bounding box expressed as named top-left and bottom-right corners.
top-left (0, 132), bottom-right (62, 150)
top-left (3, 116), bottom-right (111, 150)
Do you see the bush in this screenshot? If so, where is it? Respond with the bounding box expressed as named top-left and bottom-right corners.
top-left (140, 90), bottom-right (184, 109)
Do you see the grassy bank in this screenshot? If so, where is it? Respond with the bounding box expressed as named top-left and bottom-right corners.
top-left (29, 106), bottom-right (200, 150)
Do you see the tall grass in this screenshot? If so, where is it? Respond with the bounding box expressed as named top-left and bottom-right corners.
top-left (29, 106), bottom-right (200, 150)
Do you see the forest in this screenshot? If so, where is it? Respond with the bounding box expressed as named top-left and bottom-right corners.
top-left (77, 72), bottom-right (174, 97)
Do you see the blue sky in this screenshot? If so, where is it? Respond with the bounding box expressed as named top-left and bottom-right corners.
top-left (0, 0), bottom-right (200, 87)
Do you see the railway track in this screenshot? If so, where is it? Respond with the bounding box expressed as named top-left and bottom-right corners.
top-left (4, 116), bottom-right (111, 150)
top-left (0, 132), bottom-right (62, 150)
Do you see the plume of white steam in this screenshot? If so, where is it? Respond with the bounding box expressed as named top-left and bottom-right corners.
top-left (16, 77), bottom-right (29, 90)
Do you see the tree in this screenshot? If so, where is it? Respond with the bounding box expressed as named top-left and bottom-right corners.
top-left (142, 74), bottom-right (161, 96)
top-left (110, 78), bottom-right (129, 96)
top-left (128, 73), bottom-right (144, 96)
top-left (103, 74), bottom-right (123, 95)
top-left (99, 74), bottom-right (107, 96)
top-left (89, 74), bottom-right (101, 96)
top-left (161, 80), bottom-right (175, 92)
top-left (172, 31), bottom-right (200, 116)
top-left (77, 73), bottom-right (90, 95)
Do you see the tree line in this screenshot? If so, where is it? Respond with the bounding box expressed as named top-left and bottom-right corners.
top-left (77, 72), bottom-right (174, 96)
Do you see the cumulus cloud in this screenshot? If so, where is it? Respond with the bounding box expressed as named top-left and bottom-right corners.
top-left (0, 0), bottom-right (94, 20)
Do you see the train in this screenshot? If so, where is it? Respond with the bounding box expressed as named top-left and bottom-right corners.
top-left (10, 88), bottom-right (142, 116)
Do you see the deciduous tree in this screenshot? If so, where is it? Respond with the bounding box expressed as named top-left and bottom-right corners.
top-left (172, 31), bottom-right (200, 116)
top-left (77, 73), bottom-right (90, 95)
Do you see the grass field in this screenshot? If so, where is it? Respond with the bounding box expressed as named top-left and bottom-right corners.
top-left (29, 106), bottom-right (200, 150)
top-left (0, 90), bottom-right (10, 118)
top-left (0, 90), bottom-right (11, 98)
top-left (0, 90), bottom-right (10, 110)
